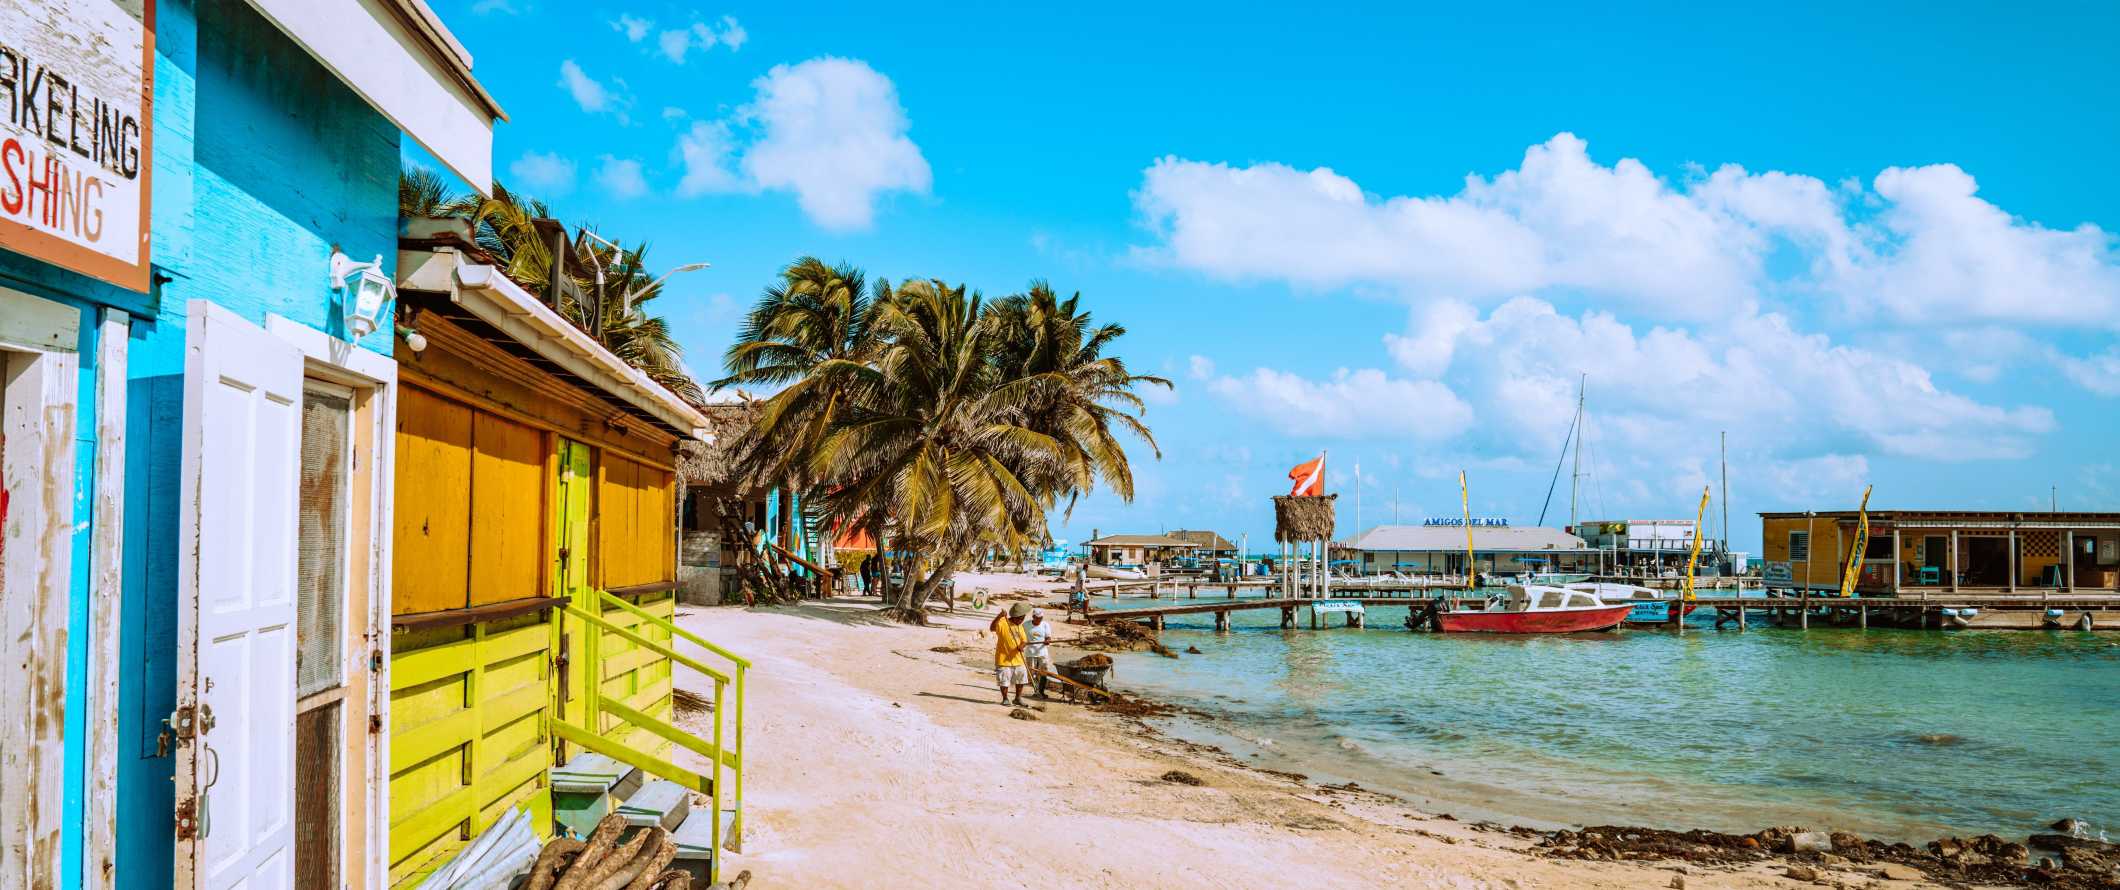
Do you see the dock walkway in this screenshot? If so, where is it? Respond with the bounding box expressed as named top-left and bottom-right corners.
top-left (1072, 582), bottom-right (2120, 632)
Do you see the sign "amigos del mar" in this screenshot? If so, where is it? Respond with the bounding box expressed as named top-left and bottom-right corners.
top-left (0, 0), bottom-right (153, 291)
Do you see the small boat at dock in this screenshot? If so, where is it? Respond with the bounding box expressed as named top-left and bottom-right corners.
top-left (1086, 563), bottom-right (1146, 581)
top-left (1567, 581), bottom-right (1700, 626)
top-left (1435, 584), bottom-right (1634, 634)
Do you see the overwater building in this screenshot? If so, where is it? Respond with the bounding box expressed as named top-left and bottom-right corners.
top-left (1759, 510), bottom-right (2120, 595)
top-left (1571, 518), bottom-right (1743, 576)
top-left (1341, 522), bottom-right (1591, 578)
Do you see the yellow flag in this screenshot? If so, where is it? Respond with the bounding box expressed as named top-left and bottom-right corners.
top-left (1838, 485), bottom-right (1873, 598)
top-left (1684, 486), bottom-right (1709, 601)
top-left (1460, 471), bottom-right (1475, 589)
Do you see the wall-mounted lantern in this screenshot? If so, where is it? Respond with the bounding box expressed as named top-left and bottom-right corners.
top-left (330, 249), bottom-right (395, 340)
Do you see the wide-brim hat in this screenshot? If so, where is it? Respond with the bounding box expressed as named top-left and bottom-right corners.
top-left (1009, 601), bottom-right (1032, 618)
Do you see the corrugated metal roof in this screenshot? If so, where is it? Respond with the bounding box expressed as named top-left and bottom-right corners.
top-left (1168, 529), bottom-right (1236, 550)
top-left (1084, 534), bottom-right (1197, 547)
top-left (1343, 525), bottom-right (1587, 552)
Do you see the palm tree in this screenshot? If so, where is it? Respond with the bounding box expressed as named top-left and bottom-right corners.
top-left (718, 261), bottom-right (1166, 620)
top-left (396, 169), bottom-right (703, 403)
top-left (572, 238), bottom-right (706, 403)
top-left (987, 281), bottom-right (1170, 516)
top-left (716, 258), bottom-right (880, 597)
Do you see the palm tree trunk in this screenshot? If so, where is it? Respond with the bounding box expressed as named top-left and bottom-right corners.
top-left (777, 484), bottom-right (796, 589)
top-left (872, 515), bottom-right (888, 603)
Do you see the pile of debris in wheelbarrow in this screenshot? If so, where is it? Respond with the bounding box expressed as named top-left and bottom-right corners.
top-left (1031, 654), bottom-right (1173, 717)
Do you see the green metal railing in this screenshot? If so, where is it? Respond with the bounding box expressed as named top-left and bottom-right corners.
top-left (559, 590), bottom-right (749, 878)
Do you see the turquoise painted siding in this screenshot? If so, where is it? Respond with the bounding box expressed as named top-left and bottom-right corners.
top-left (0, 0), bottom-right (411, 887)
top-left (112, 2), bottom-right (405, 889)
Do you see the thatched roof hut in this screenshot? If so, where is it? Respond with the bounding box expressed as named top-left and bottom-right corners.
top-left (677, 402), bottom-right (757, 488)
top-left (1273, 494), bottom-right (1337, 543)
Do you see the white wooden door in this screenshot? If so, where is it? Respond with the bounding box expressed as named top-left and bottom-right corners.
top-left (175, 301), bottom-right (303, 890)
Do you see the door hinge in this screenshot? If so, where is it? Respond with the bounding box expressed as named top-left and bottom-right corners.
top-left (174, 797), bottom-right (197, 840)
top-left (369, 714), bottom-right (383, 734)
top-left (166, 705), bottom-right (197, 741)
top-left (369, 649), bottom-right (384, 672)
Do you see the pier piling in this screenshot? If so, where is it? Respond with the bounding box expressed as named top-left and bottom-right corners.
top-left (1214, 611), bottom-right (1230, 632)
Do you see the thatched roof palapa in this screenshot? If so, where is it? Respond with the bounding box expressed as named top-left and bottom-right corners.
top-left (1273, 494), bottom-right (1337, 543)
top-left (677, 402), bottom-right (758, 487)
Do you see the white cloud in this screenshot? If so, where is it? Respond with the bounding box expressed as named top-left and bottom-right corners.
top-left (1396, 297), bottom-right (2054, 462)
top-left (716, 16), bottom-right (748, 51)
top-left (470, 0), bottom-right (520, 13)
top-left (594, 156), bottom-right (649, 199)
top-left (658, 29), bottom-right (699, 63)
top-left (1755, 454), bottom-right (1872, 503)
top-left (654, 17), bottom-right (746, 63)
top-left (1199, 366), bottom-right (1474, 441)
top-left (2054, 348), bottom-right (2120, 396)
top-left (1133, 133), bottom-right (2120, 329)
top-left (1187, 355), bottom-right (1216, 380)
top-left (611, 13), bottom-right (651, 42)
top-left (736, 58), bottom-right (931, 230)
top-left (557, 60), bottom-right (630, 122)
top-left (670, 58), bottom-right (929, 229)
top-left (661, 106), bottom-right (689, 122)
top-left (675, 120), bottom-right (746, 196)
top-left (1843, 164), bottom-right (2120, 327)
top-left (507, 151), bottom-right (576, 195)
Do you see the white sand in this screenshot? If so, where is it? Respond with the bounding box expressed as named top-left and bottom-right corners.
top-left (672, 576), bottom-right (1913, 889)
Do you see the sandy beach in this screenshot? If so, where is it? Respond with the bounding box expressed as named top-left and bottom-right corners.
top-left (669, 573), bottom-right (1943, 889)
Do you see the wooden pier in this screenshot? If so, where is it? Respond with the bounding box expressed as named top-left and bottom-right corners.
top-left (1073, 586), bottom-right (2120, 633)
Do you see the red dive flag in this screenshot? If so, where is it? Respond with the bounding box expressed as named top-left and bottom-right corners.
top-left (1288, 454), bottom-right (1325, 496)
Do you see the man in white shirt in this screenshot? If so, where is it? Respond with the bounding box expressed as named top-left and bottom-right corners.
top-left (1024, 608), bottom-right (1054, 699)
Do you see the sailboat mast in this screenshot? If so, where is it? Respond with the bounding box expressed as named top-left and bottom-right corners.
top-left (1721, 430), bottom-right (1730, 567)
top-left (1569, 373), bottom-right (1585, 528)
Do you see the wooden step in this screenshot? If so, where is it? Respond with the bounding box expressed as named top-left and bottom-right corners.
top-left (551, 753), bottom-right (642, 838)
top-left (615, 778), bottom-right (689, 831)
top-left (668, 807), bottom-right (736, 886)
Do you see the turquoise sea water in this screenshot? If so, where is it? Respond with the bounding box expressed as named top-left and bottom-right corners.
top-left (1107, 601), bottom-right (2120, 841)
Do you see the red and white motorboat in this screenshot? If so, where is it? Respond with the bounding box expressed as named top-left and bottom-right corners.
top-left (1435, 584), bottom-right (1634, 634)
top-left (1567, 581), bottom-right (1701, 626)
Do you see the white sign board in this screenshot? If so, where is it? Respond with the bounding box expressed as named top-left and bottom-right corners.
top-left (0, 0), bottom-right (153, 291)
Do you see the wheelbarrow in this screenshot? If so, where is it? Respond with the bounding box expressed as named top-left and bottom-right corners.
top-left (1044, 655), bottom-right (1114, 703)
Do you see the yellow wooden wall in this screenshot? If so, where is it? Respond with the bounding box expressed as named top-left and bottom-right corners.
top-left (389, 383), bottom-right (684, 885)
top-left (395, 388), bottom-right (473, 613)
top-left (598, 454), bottom-right (674, 590)
top-left (393, 386), bottom-right (552, 614)
top-left (387, 617), bottom-right (554, 885)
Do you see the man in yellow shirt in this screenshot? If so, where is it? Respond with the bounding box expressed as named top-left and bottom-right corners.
top-left (991, 601), bottom-right (1032, 706)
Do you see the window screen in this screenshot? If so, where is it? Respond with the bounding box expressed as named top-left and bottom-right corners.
top-left (1789, 531), bottom-right (1810, 561)
top-left (297, 391), bottom-right (351, 698)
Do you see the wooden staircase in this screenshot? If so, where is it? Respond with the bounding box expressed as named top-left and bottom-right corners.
top-left (553, 752), bottom-right (738, 884)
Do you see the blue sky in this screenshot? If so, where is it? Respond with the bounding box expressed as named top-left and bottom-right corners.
top-left (429, 1), bottom-right (2120, 553)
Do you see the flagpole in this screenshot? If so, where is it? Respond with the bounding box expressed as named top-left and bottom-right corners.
top-left (1460, 470), bottom-right (1475, 590)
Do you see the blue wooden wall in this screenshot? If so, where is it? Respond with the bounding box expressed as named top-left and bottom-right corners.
top-left (0, 0), bottom-right (406, 887)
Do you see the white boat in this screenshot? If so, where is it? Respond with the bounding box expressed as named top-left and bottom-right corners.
top-left (1525, 571), bottom-right (1593, 585)
top-left (1086, 563), bottom-right (1146, 581)
top-left (1437, 584), bottom-right (1634, 634)
top-left (1566, 581), bottom-right (1697, 625)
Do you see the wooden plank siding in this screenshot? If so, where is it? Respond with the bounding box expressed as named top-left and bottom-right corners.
top-left (386, 617), bottom-right (554, 885)
top-left (599, 454), bottom-right (675, 591)
top-left (393, 387), bottom-right (473, 614)
top-left (470, 412), bottom-right (546, 605)
top-left (386, 308), bottom-right (689, 884)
